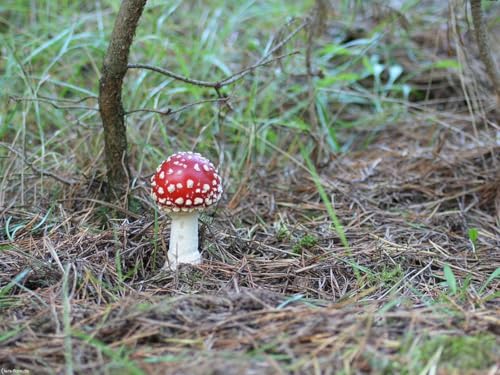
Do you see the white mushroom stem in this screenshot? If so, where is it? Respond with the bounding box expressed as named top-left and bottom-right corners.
top-left (167, 211), bottom-right (201, 270)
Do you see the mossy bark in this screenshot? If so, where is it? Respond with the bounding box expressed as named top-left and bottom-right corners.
top-left (99, 0), bottom-right (147, 199)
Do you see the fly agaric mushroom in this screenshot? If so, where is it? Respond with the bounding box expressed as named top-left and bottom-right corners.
top-left (150, 151), bottom-right (223, 270)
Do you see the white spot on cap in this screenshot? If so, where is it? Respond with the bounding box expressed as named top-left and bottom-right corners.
top-left (202, 184), bottom-right (210, 193)
top-left (194, 163), bottom-right (201, 172)
top-left (212, 179), bottom-right (217, 186)
top-left (176, 183), bottom-right (183, 189)
top-left (187, 179), bottom-right (194, 188)
top-left (159, 198), bottom-right (166, 204)
top-left (177, 170), bottom-right (182, 175)
top-left (194, 197), bottom-right (203, 205)
top-left (203, 164), bottom-right (210, 172)
top-left (159, 171), bottom-right (165, 179)
top-left (165, 200), bottom-right (172, 205)
top-left (158, 187), bottom-right (164, 195)
top-left (167, 184), bottom-right (175, 193)
top-left (151, 180), bottom-right (156, 187)
top-left (205, 198), bottom-right (212, 205)
top-left (156, 166), bottom-right (161, 173)
top-left (167, 169), bottom-right (174, 175)
top-left (195, 188), bottom-right (201, 193)
top-left (185, 199), bottom-right (192, 206)
top-left (175, 197), bottom-right (184, 205)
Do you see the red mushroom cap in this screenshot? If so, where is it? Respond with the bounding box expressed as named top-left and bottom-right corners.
top-left (150, 151), bottom-right (223, 212)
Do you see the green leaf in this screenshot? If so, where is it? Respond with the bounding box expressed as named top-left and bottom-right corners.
top-left (319, 44), bottom-right (354, 56)
top-left (468, 228), bottom-right (478, 244)
top-left (277, 294), bottom-right (305, 309)
top-left (0, 328), bottom-right (23, 343)
top-left (299, 146), bottom-right (371, 282)
top-left (385, 64), bottom-right (403, 89)
top-left (72, 330), bottom-right (145, 375)
top-left (432, 59), bottom-right (460, 70)
top-left (443, 264), bottom-right (457, 295)
top-left (317, 73), bottom-right (360, 87)
top-left (479, 268), bottom-right (500, 294)
top-left (205, 54), bottom-right (232, 76)
top-left (300, 147), bottom-right (348, 249)
top-left (0, 269), bottom-right (31, 297)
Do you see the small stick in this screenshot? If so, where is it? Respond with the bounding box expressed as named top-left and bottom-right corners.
top-left (125, 97), bottom-right (229, 116)
top-left (128, 51), bottom-right (300, 89)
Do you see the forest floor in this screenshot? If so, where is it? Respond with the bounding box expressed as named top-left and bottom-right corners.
top-left (0, 1), bottom-right (499, 374)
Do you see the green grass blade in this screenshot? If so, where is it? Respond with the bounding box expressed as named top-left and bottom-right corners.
top-left (62, 264), bottom-right (73, 375)
top-left (72, 330), bottom-right (145, 375)
top-left (300, 145), bottom-right (370, 280)
top-left (0, 268), bottom-right (31, 297)
top-left (300, 146), bottom-right (348, 248)
top-left (443, 264), bottom-right (457, 295)
top-left (479, 268), bottom-right (500, 295)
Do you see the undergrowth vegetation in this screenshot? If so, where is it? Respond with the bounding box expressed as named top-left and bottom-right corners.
top-left (0, 0), bottom-right (499, 374)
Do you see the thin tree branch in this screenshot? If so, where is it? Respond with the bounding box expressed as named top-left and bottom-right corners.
top-left (9, 95), bottom-right (98, 112)
top-left (127, 19), bottom-right (307, 89)
top-left (0, 142), bottom-right (77, 185)
top-left (35, 94), bottom-right (98, 103)
top-left (128, 51), bottom-right (300, 89)
top-left (219, 51), bottom-right (300, 87)
top-left (128, 64), bottom-right (222, 88)
top-left (125, 97), bottom-right (229, 116)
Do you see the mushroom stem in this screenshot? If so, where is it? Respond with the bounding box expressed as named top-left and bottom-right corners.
top-left (167, 211), bottom-right (200, 270)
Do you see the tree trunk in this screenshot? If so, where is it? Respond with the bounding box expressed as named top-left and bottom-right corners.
top-left (470, 0), bottom-right (500, 106)
top-left (99, 0), bottom-right (147, 199)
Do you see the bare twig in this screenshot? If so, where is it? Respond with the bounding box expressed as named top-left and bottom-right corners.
top-left (128, 51), bottom-right (300, 89)
top-left (9, 95), bottom-right (99, 112)
top-left (0, 142), bottom-right (77, 185)
top-left (127, 19), bottom-right (307, 89)
top-left (125, 97), bottom-right (229, 116)
top-left (35, 94), bottom-right (98, 103)
top-left (127, 63), bottom-right (215, 88)
top-left (218, 52), bottom-right (301, 87)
